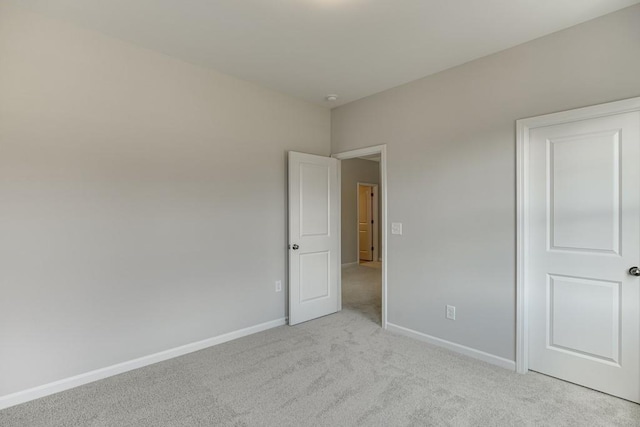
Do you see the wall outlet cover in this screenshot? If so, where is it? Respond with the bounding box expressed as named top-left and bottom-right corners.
top-left (391, 222), bottom-right (403, 235)
top-left (275, 280), bottom-right (282, 292)
top-left (446, 305), bottom-right (456, 320)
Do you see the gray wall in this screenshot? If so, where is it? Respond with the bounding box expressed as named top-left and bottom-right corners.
top-left (340, 159), bottom-right (380, 264)
top-left (332, 5), bottom-right (640, 361)
top-left (0, 3), bottom-right (330, 396)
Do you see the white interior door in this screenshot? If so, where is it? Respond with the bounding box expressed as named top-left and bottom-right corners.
top-left (288, 151), bottom-right (339, 325)
top-left (358, 184), bottom-right (373, 262)
top-left (528, 110), bottom-right (640, 403)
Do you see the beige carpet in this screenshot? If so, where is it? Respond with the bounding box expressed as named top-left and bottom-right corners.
top-left (359, 260), bottom-right (382, 269)
top-left (1, 264), bottom-right (638, 426)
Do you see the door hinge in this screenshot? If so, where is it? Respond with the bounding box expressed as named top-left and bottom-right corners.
top-left (371, 193), bottom-right (374, 197)
top-left (371, 247), bottom-right (374, 250)
top-left (371, 220), bottom-right (374, 224)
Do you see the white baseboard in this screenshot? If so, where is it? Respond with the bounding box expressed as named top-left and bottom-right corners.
top-left (0, 317), bottom-right (287, 410)
top-left (386, 322), bottom-right (516, 371)
top-left (341, 262), bottom-right (357, 267)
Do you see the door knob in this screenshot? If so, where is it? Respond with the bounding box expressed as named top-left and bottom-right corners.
top-left (291, 244), bottom-right (299, 250)
top-left (629, 267), bottom-right (640, 276)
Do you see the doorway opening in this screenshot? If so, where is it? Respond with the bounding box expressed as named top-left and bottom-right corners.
top-left (333, 145), bottom-right (387, 327)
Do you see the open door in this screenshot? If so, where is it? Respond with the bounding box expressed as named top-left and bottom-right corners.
top-left (288, 151), bottom-right (339, 325)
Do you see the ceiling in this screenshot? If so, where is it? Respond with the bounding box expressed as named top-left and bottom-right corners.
top-left (12, 0), bottom-right (639, 107)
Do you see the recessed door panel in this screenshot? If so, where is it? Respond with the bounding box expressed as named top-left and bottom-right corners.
top-left (300, 251), bottom-right (330, 302)
top-left (548, 275), bottom-right (620, 364)
top-left (549, 131), bottom-right (620, 254)
top-left (300, 163), bottom-right (330, 237)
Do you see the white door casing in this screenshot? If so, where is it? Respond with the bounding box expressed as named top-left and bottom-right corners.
top-left (518, 97), bottom-right (640, 403)
top-left (358, 184), bottom-right (374, 262)
top-left (371, 185), bottom-right (379, 262)
top-left (288, 151), bottom-right (339, 325)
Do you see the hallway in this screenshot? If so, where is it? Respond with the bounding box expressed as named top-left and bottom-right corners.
top-left (342, 263), bottom-right (382, 326)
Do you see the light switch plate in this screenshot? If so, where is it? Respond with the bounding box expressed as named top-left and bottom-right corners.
top-left (391, 222), bottom-right (403, 235)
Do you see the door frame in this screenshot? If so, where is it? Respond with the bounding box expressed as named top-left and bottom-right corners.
top-left (515, 96), bottom-right (640, 374)
top-left (332, 144), bottom-right (388, 328)
top-left (356, 182), bottom-right (379, 263)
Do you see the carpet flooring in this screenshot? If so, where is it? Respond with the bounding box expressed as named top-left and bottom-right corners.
top-left (359, 260), bottom-right (382, 269)
top-left (1, 264), bottom-right (639, 426)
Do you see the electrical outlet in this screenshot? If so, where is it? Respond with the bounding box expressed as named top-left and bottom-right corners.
top-left (446, 305), bottom-right (456, 320)
top-left (275, 280), bottom-right (282, 292)
top-left (391, 222), bottom-right (403, 235)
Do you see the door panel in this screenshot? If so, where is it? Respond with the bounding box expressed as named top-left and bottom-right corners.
top-left (358, 185), bottom-right (373, 261)
top-left (288, 152), bottom-right (339, 325)
top-left (549, 130), bottom-right (620, 253)
top-left (528, 111), bottom-right (640, 403)
top-left (299, 251), bottom-right (330, 302)
top-left (548, 274), bottom-right (620, 363)
top-left (300, 163), bottom-right (330, 237)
